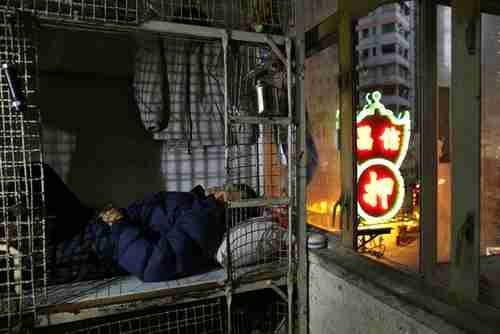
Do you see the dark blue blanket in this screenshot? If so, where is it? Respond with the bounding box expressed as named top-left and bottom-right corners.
top-left (49, 190), bottom-right (225, 283)
top-left (96, 191), bottom-right (225, 282)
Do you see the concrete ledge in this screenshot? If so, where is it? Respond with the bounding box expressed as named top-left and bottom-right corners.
top-left (309, 243), bottom-right (500, 334)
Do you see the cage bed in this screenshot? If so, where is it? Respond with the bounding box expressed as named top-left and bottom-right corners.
top-left (3, 202), bottom-right (293, 327)
top-left (0, 3), bottom-right (296, 332)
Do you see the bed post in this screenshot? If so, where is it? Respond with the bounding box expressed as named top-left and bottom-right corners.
top-left (294, 0), bottom-right (309, 332)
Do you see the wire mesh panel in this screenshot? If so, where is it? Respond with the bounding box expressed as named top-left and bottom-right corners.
top-left (63, 298), bottom-right (225, 334)
top-left (227, 124), bottom-right (291, 199)
top-left (232, 298), bottom-right (287, 334)
top-left (226, 43), bottom-right (293, 199)
top-left (0, 9), bottom-right (45, 333)
top-left (221, 38), bottom-right (295, 282)
top-left (143, 0), bottom-right (294, 33)
top-left (0, 0), bottom-right (293, 32)
top-left (227, 0), bottom-right (293, 33)
top-left (220, 205), bottom-right (292, 282)
top-left (143, 0), bottom-right (226, 27)
top-left (0, 0), bottom-right (140, 25)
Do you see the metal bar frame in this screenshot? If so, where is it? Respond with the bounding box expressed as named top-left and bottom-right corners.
top-left (38, 19), bottom-right (287, 44)
top-left (285, 36), bottom-right (294, 334)
top-left (140, 20), bottom-right (287, 45)
top-left (338, 8), bottom-right (356, 250)
top-left (449, 0), bottom-right (481, 301)
top-left (418, 0), bottom-right (438, 281)
top-left (294, 1), bottom-right (307, 334)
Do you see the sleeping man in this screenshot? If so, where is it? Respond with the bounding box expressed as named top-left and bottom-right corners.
top-left (39, 163), bottom-right (257, 283)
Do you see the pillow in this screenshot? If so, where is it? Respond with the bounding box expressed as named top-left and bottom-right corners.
top-left (216, 216), bottom-right (292, 269)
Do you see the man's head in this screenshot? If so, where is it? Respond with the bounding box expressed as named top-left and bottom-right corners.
top-left (207, 183), bottom-right (257, 202)
top-left (225, 183), bottom-right (262, 220)
top-left (225, 183), bottom-right (258, 201)
top-left (207, 183), bottom-right (261, 219)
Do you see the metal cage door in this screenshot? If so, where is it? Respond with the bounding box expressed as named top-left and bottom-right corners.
top-left (0, 9), bottom-right (46, 333)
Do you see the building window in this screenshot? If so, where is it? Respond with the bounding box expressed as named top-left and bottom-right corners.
top-left (373, 47), bottom-right (377, 56)
top-left (382, 22), bottom-right (397, 34)
top-left (404, 49), bottom-right (409, 59)
top-left (384, 85), bottom-right (397, 95)
top-left (382, 43), bottom-right (397, 54)
top-left (382, 64), bottom-right (396, 76)
top-left (399, 65), bottom-right (409, 79)
top-left (399, 86), bottom-right (410, 99)
top-left (362, 28), bottom-right (369, 38)
top-left (362, 49), bottom-right (370, 60)
top-left (372, 27), bottom-right (377, 36)
top-left (401, 3), bottom-right (411, 16)
top-left (380, 4), bottom-right (395, 13)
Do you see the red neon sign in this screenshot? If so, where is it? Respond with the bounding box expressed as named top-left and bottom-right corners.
top-left (356, 91), bottom-right (411, 223)
top-left (356, 117), bottom-right (406, 166)
top-left (357, 164), bottom-right (400, 218)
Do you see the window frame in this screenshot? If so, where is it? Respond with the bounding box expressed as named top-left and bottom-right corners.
top-left (362, 28), bottom-right (370, 38)
top-left (336, 0), bottom-right (483, 303)
top-left (382, 43), bottom-right (397, 54)
top-left (303, 0), bottom-right (490, 314)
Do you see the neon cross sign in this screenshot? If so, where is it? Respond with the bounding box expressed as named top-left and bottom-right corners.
top-left (356, 91), bottom-right (411, 223)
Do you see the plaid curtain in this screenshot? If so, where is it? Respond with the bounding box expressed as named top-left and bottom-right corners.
top-left (133, 37), bottom-right (225, 151)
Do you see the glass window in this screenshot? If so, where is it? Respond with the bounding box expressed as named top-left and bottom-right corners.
top-left (431, 4), bottom-right (453, 294)
top-left (373, 47), bottom-right (378, 56)
top-left (382, 22), bottom-right (397, 34)
top-left (403, 4), bottom-right (411, 16)
top-left (382, 64), bottom-right (396, 76)
top-left (362, 28), bottom-right (370, 38)
top-left (399, 65), bottom-right (409, 79)
top-left (480, 12), bottom-right (500, 309)
top-left (354, 1), bottom-right (419, 272)
top-left (382, 43), bottom-right (397, 54)
top-left (383, 85), bottom-right (397, 95)
top-left (399, 86), bottom-right (410, 99)
top-left (362, 49), bottom-right (370, 59)
top-left (305, 45), bottom-right (341, 234)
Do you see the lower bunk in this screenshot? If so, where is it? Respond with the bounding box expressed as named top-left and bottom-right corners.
top-left (34, 264), bottom-right (287, 333)
top-left (36, 287), bottom-right (289, 334)
top-left (37, 263), bottom-right (289, 327)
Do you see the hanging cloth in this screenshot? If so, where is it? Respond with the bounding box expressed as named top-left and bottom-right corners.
top-left (133, 36), bottom-right (170, 133)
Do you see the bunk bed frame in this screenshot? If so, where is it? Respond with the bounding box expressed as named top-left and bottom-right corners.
top-left (0, 1), bottom-right (297, 333)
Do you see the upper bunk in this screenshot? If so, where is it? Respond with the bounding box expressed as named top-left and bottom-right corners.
top-left (0, 0), bottom-right (294, 45)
